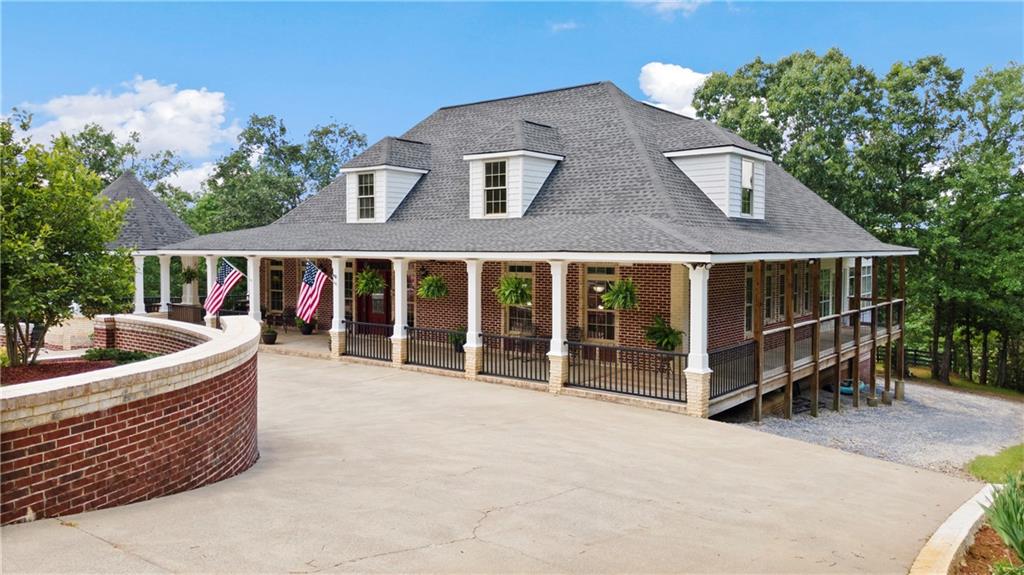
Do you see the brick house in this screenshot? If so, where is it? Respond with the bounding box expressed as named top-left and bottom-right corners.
top-left (158, 82), bottom-right (913, 419)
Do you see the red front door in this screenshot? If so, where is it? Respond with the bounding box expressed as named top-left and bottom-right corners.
top-left (357, 260), bottom-right (392, 325)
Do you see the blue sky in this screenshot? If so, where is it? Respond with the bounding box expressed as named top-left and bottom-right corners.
top-left (3, 1), bottom-right (1021, 191)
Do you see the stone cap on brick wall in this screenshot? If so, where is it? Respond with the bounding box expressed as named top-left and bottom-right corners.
top-left (1, 316), bottom-right (260, 432)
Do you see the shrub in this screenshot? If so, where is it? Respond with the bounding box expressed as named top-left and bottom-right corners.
top-left (0, 349), bottom-right (9, 368)
top-left (417, 275), bottom-right (449, 300)
top-left (644, 315), bottom-right (684, 351)
top-left (84, 347), bottom-right (158, 365)
top-left (985, 471), bottom-right (1024, 568)
top-left (601, 278), bottom-right (638, 310)
top-left (494, 275), bottom-right (532, 307)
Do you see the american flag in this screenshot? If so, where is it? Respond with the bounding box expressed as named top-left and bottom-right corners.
top-left (296, 261), bottom-right (328, 323)
top-left (203, 259), bottom-right (244, 316)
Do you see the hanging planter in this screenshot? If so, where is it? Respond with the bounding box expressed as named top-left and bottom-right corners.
top-left (180, 266), bottom-right (200, 286)
top-left (644, 315), bottom-right (683, 351)
top-left (417, 275), bottom-right (449, 300)
top-left (494, 275), bottom-right (532, 307)
top-left (354, 268), bottom-right (387, 296)
top-left (601, 278), bottom-right (638, 310)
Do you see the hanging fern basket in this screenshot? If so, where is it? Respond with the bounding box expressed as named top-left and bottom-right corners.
top-left (494, 275), bottom-right (532, 307)
top-left (417, 275), bottom-right (449, 300)
top-left (644, 315), bottom-right (683, 351)
top-left (601, 278), bottom-right (638, 310)
top-left (354, 268), bottom-right (387, 296)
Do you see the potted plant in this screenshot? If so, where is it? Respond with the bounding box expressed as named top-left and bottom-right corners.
top-left (448, 326), bottom-right (467, 353)
top-left (417, 274), bottom-right (448, 299)
top-left (494, 275), bottom-right (532, 307)
top-left (355, 268), bottom-right (387, 296)
top-left (601, 278), bottom-right (638, 310)
top-left (644, 315), bottom-right (683, 351)
top-left (295, 316), bottom-right (316, 335)
top-left (261, 324), bottom-right (278, 345)
top-left (181, 265), bottom-right (200, 287)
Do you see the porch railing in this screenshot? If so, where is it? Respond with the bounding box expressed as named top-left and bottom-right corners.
top-left (480, 333), bottom-right (550, 382)
top-left (407, 326), bottom-right (465, 372)
top-left (709, 341), bottom-right (756, 398)
top-left (345, 321), bottom-right (393, 362)
top-left (819, 316), bottom-right (837, 358)
top-left (168, 303), bottom-right (205, 325)
top-left (566, 342), bottom-right (687, 403)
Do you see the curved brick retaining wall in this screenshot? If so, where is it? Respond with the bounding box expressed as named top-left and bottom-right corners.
top-left (0, 315), bottom-right (260, 525)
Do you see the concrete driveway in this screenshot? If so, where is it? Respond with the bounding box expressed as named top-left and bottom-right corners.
top-left (2, 354), bottom-right (979, 574)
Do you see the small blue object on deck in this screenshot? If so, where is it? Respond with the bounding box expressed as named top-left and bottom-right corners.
top-left (839, 380), bottom-right (871, 396)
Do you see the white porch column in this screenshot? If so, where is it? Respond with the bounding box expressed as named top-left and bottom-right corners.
top-left (464, 259), bottom-right (483, 377)
top-left (133, 255), bottom-right (147, 315)
top-left (204, 255), bottom-right (218, 326)
top-left (391, 259), bottom-right (408, 364)
top-left (548, 260), bottom-right (569, 392)
top-left (181, 256), bottom-right (199, 305)
top-left (158, 255), bottom-right (172, 313)
top-left (684, 264), bottom-right (712, 417)
top-left (329, 257), bottom-right (347, 357)
top-left (247, 256), bottom-right (262, 322)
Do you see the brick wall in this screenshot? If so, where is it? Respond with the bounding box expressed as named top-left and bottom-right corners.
top-left (708, 263), bottom-right (746, 351)
top-left (617, 264), bottom-right (672, 350)
top-left (411, 261), bottom-right (467, 330)
top-left (1, 316), bottom-right (259, 525)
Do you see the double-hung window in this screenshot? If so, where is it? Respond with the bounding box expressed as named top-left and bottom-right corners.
top-left (585, 265), bottom-right (617, 341)
top-left (484, 161), bottom-right (507, 215)
top-left (819, 268), bottom-right (834, 317)
top-left (744, 264), bottom-right (754, 335)
top-left (741, 159), bottom-right (754, 215)
top-left (505, 263), bottom-right (533, 334)
top-left (357, 173), bottom-right (375, 220)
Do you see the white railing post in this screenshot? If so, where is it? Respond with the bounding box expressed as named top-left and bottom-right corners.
top-left (329, 257), bottom-right (347, 357)
top-left (247, 256), bottom-right (262, 322)
top-left (133, 255), bottom-right (147, 315)
top-left (548, 260), bottom-right (569, 392)
top-left (464, 259), bottom-right (483, 377)
top-left (180, 256), bottom-right (199, 306)
top-left (684, 264), bottom-right (712, 417)
top-left (158, 255), bottom-right (172, 313)
top-left (204, 255), bottom-right (218, 327)
top-left (391, 259), bottom-right (408, 364)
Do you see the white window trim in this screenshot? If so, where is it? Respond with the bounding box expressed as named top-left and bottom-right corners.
top-left (339, 164), bottom-right (428, 175)
top-left (462, 150), bottom-right (564, 162)
top-left (663, 145), bottom-right (772, 162)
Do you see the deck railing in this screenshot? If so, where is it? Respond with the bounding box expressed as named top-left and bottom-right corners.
top-left (480, 334), bottom-right (550, 382)
top-left (566, 342), bottom-right (686, 402)
top-left (819, 316), bottom-right (838, 358)
top-left (763, 330), bottom-right (788, 377)
top-left (406, 326), bottom-right (465, 372)
top-left (345, 321), bottom-right (393, 361)
top-left (168, 303), bottom-right (205, 325)
top-left (794, 323), bottom-right (814, 365)
top-left (709, 341), bottom-right (756, 398)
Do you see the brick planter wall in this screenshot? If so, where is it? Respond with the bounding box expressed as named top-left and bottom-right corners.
top-left (0, 316), bottom-right (260, 525)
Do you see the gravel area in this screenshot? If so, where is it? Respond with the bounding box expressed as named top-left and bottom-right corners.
top-left (744, 382), bottom-right (1024, 477)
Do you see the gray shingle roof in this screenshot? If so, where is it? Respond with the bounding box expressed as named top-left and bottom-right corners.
top-left (471, 119), bottom-right (565, 157)
top-left (341, 137), bottom-right (431, 171)
top-left (101, 172), bottom-right (195, 251)
top-left (166, 81), bottom-right (911, 256)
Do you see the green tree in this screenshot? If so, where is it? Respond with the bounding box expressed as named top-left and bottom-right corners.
top-left (187, 114), bottom-right (366, 234)
top-left (1, 114), bottom-right (134, 365)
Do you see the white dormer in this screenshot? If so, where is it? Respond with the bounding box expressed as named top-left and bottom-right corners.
top-left (663, 146), bottom-right (770, 219)
top-left (341, 165), bottom-right (428, 223)
top-left (463, 151), bottom-right (563, 219)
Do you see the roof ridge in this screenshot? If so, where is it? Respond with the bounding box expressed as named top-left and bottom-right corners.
top-left (603, 83), bottom-right (680, 219)
top-left (438, 81), bottom-right (608, 111)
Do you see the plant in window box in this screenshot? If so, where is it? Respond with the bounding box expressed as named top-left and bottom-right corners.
top-left (261, 323), bottom-right (278, 345)
top-left (494, 275), bottom-right (532, 307)
top-left (601, 278), bottom-right (638, 310)
top-left (354, 268), bottom-right (387, 296)
top-left (448, 326), bottom-right (467, 353)
top-left (295, 316), bottom-right (316, 335)
top-left (417, 275), bottom-right (448, 300)
top-left (644, 315), bottom-right (683, 352)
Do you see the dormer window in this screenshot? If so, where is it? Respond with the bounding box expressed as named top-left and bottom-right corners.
top-left (357, 173), bottom-right (375, 220)
top-left (741, 159), bottom-right (754, 215)
top-left (484, 161), bottom-right (507, 215)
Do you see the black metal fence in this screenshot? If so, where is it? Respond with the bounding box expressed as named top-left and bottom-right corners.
top-left (566, 342), bottom-right (687, 402)
top-left (480, 334), bottom-right (550, 382)
top-left (709, 341), bottom-right (756, 398)
top-left (345, 321), bottom-right (393, 361)
top-left (407, 326), bottom-right (465, 371)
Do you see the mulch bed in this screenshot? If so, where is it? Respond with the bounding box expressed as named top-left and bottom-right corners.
top-left (1, 359), bottom-right (115, 386)
top-left (957, 524), bottom-right (1021, 575)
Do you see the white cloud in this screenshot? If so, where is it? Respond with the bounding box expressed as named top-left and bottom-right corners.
top-left (634, 0), bottom-right (711, 19)
top-left (548, 20), bottom-right (580, 33)
top-left (638, 62), bottom-right (710, 118)
top-left (163, 161), bottom-right (216, 195)
top-left (23, 76), bottom-right (239, 159)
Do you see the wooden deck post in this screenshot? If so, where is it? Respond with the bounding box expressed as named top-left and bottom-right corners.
top-left (852, 257), bottom-right (862, 408)
top-left (896, 256), bottom-right (907, 400)
top-left (753, 260), bottom-right (764, 422)
top-left (869, 257), bottom-right (879, 404)
top-left (784, 259), bottom-right (795, 419)
top-left (833, 257), bottom-right (843, 412)
top-left (810, 259), bottom-right (821, 417)
top-left (883, 257), bottom-right (894, 404)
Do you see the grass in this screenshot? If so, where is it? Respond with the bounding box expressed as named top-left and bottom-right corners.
top-left (970, 445), bottom-right (1024, 483)
top-left (903, 365), bottom-right (1024, 401)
